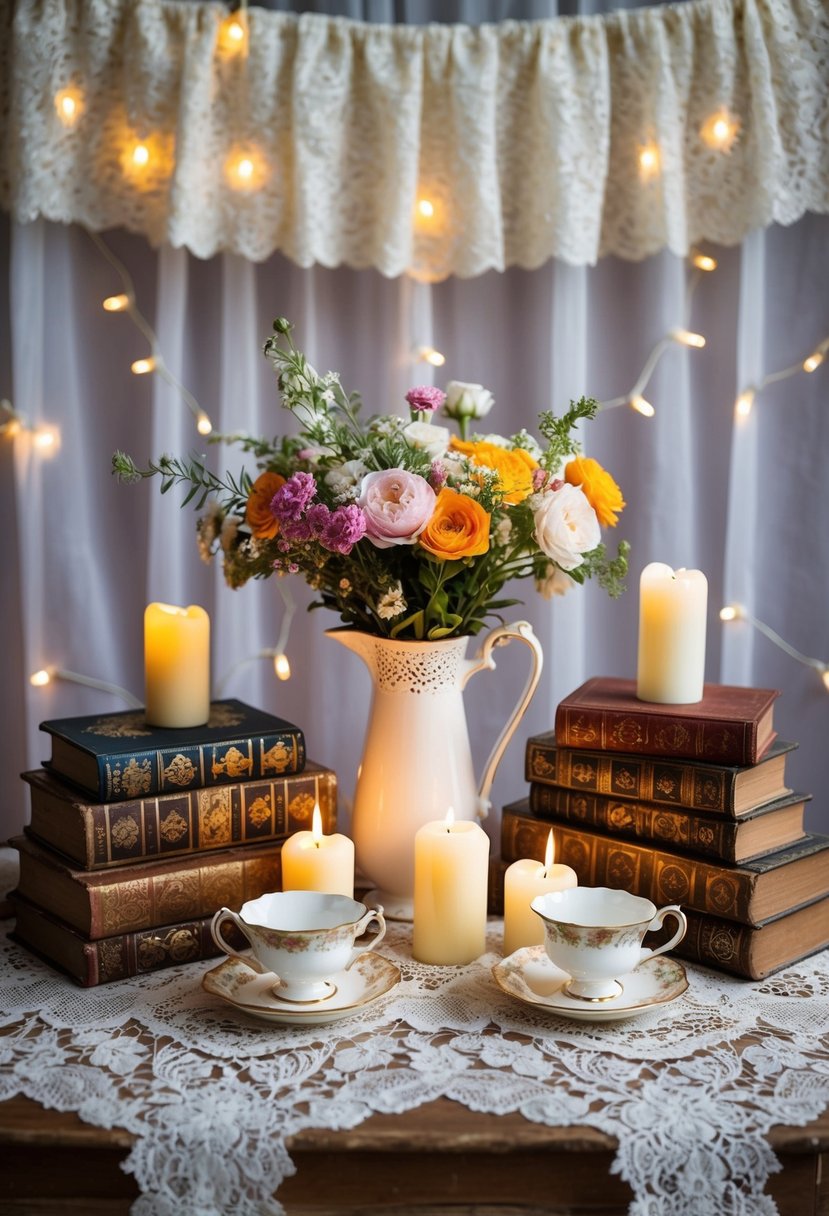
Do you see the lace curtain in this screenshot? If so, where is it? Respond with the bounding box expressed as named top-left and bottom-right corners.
top-left (1, 0), bottom-right (828, 277)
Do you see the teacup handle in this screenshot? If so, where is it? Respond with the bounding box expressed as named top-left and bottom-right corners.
top-left (210, 907), bottom-right (270, 975)
top-left (345, 905), bottom-right (386, 970)
top-left (639, 904), bottom-right (687, 966)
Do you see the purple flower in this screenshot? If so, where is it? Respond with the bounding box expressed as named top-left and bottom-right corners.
top-left (429, 459), bottom-right (448, 490)
top-left (319, 504), bottom-right (368, 555)
top-left (405, 386), bottom-right (447, 413)
top-left (271, 472), bottom-right (317, 522)
top-left (305, 503), bottom-right (332, 535)
top-left (279, 517), bottom-right (314, 544)
top-left (532, 467), bottom-right (548, 491)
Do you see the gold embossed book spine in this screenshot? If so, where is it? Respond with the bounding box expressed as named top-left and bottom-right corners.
top-left (12, 835), bottom-right (284, 939)
top-left (22, 765), bottom-right (336, 869)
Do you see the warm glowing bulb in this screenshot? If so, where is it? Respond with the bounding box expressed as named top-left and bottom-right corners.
top-left (131, 357), bottom-right (156, 375)
top-left (417, 199), bottom-right (435, 219)
top-left (273, 653), bottom-right (291, 681)
top-left (225, 150), bottom-right (266, 190)
top-left (735, 389), bottom-right (755, 418)
top-left (719, 604), bottom-right (742, 622)
top-left (630, 394), bottom-right (655, 417)
top-left (692, 253), bottom-right (718, 272)
top-left (103, 294), bottom-right (130, 312)
top-left (3, 417), bottom-right (22, 437)
top-left (218, 11), bottom-right (249, 53)
top-left (803, 352), bottom-right (824, 373)
top-left (701, 109), bottom-right (740, 151)
top-left (822, 668), bottom-right (829, 692)
top-left (132, 143), bottom-right (150, 167)
top-left (237, 158), bottom-right (254, 179)
top-left (418, 345), bottom-right (446, 367)
top-left (638, 143), bottom-right (660, 179)
top-left (672, 328), bottom-right (706, 349)
top-left (227, 19), bottom-right (245, 41)
top-left (32, 426), bottom-right (58, 451)
top-left (196, 411), bottom-right (213, 436)
top-left (55, 88), bottom-right (83, 126)
top-left (30, 669), bottom-right (52, 687)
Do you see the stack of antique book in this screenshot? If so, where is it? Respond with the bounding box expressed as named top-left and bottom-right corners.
top-left (502, 677), bottom-right (829, 979)
top-left (10, 699), bottom-right (337, 986)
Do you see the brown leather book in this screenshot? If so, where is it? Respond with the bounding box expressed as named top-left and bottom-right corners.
top-left (22, 763), bottom-right (336, 870)
top-left (526, 786), bottom-right (810, 864)
top-left (500, 799), bottom-right (829, 926)
top-left (554, 678), bottom-right (779, 766)
top-left (9, 893), bottom-right (248, 987)
top-left (11, 835), bottom-right (283, 939)
top-left (525, 734), bottom-right (795, 817)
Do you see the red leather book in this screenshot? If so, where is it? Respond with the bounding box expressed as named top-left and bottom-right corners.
top-left (554, 678), bottom-right (779, 766)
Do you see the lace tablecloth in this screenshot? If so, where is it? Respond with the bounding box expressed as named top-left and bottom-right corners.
top-left (1, 865), bottom-right (828, 1215)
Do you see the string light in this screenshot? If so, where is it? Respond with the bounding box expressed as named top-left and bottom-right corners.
top-left (416, 345), bottom-right (446, 367)
top-left (671, 328), bottom-right (706, 349)
top-left (28, 666), bottom-right (143, 706)
top-left (91, 232), bottom-right (213, 434)
top-left (629, 394), bottom-right (655, 417)
top-left (225, 148), bottom-right (268, 191)
top-left (54, 87), bottom-right (84, 127)
top-left (720, 604), bottom-right (829, 693)
top-left (638, 143), bottom-right (660, 181)
top-left (417, 199), bottom-right (435, 220)
top-left (273, 654), bottom-right (291, 681)
top-left (700, 108), bottom-right (740, 152)
top-left (218, 8), bottom-right (249, 55)
top-left (732, 335), bottom-right (827, 420)
top-left (131, 143), bottom-right (150, 167)
top-left (216, 583), bottom-right (296, 694)
top-left (691, 252), bottom-right (718, 272)
top-left (1, 400), bottom-right (60, 451)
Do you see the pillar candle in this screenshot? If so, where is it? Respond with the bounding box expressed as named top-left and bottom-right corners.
top-left (412, 810), bottom-right (490, 965)
top-left (144, 603), bottom-right (210, 728)
top-left (636, 562), bottom-right (708, 704)
top-left (503, 831), bottom-right (578, 957)
top-left (281, 804), bottom-right (355, 898)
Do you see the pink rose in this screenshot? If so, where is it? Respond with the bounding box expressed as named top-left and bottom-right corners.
top-left (358, 469), bottom-right (436, 549)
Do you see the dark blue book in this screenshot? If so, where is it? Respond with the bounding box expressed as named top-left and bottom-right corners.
top-left (39, 699), bottom-right (306, 803)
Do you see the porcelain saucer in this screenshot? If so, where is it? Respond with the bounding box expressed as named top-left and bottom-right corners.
top-left (493, 946), bottom-right (688, 1023)
top-left (203, 951), bottom-right (401, 1026)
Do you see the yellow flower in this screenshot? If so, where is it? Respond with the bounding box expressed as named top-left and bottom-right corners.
top-left (564, 456), bottom-right (625, 527)
top-left (246, 471), bottom-right (285, 539)
top-left (451, 439), bottom-right (538, 504)
top-left (418, 488), bottom-right (491, 560)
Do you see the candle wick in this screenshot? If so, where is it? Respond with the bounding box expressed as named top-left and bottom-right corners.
top-left (314, 840), bottom-right (320, 849)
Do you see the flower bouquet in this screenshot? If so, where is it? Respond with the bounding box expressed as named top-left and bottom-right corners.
top-left (114, 318), bottom-right (629, 640)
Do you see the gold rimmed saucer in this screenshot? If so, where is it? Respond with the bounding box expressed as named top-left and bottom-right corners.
top-left (202, 951), bottom-right (401, 1026)
top-left (493, 946), bottom-right (688, 1023)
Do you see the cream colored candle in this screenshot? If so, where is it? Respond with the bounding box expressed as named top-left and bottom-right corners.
top-left (281, 804), bottom-right (355, 898)
top-left (637, 562), bottom-right (708, 704)
top-left (412, 809), bottom-right (490, 965)
top-left (144, 602), bottom-right (210, 728)
top-left (503, 831), bottom-right (578, 957)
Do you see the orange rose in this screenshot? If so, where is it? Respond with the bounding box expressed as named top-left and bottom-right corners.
top-left (451, 439), bottom-right (537, 504)
top-left (418, 488), bottom-right (490, 560)
top-left (245, 471), bottom-right (286, 539)
top-left (564, 456), bottom-right (625, 527)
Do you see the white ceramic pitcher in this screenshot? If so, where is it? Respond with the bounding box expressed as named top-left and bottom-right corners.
top-left (328, 621), bottom-right (543, 919)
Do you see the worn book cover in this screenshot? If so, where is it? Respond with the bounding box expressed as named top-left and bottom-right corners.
top-left (39, 699), bottom-right (306, 803)
top-left (525, 734), bottom-right (795, 818)
top-left (12, 834), bottom-right (284, 939)
top-left (22, 762), bottom-right (336, 870)
top-left (501, 799), bottom-right (829, 926)
top-left (554, 678), bottom-right (779, 766)
top-left (526, 786), bottom-right (810, 864)
top-left (9, 893), bottom-right (249, 987)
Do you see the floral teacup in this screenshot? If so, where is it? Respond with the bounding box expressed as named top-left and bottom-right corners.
top-left (531, 886), bottom-right (687, 1002)
top-left (211, 891), bottom-right (386, 1003)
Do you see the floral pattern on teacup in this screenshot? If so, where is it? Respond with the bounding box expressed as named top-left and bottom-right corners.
top-left (545, 922), bottom-right (642, 951)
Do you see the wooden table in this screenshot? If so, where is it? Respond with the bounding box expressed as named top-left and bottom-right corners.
top-left (2, 1094), bottom-right (827, 1214)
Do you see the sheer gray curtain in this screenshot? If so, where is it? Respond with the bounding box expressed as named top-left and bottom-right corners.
top-left (1, 0), bottom-right (828, 844)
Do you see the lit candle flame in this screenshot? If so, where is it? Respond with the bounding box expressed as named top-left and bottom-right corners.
top-left (543, 829), bottom-right (554, 877)
top-left (311, 802), bottom-right (323, 846)
top-left (445, 806), bottom-right (455, 832)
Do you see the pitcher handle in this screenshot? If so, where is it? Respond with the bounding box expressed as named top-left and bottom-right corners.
top-left (461, 620), bottom-right (544, 821)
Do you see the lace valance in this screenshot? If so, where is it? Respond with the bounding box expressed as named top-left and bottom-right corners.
top-left (1, 0), bottom-right (827, 276)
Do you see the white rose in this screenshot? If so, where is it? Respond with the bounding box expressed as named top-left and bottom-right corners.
top-left (403, 420), bottom-right (451, 459)
top-left (444, 381), bottom-right (495, 420)
top-left (533, 484), bottom-right (601, 571)
top-left (324, 459), bottom-right (369, 499)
